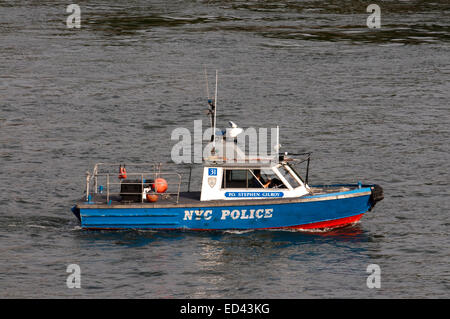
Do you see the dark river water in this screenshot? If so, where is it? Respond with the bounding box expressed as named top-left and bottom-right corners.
top-left (1, 1), bottom-right (449, 298)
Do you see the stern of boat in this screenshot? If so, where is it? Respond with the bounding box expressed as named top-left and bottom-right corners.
top-left (71, 205), bottom-right (81, 222)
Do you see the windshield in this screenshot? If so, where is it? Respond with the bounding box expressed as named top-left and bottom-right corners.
top-left (280, 165), bottom-right (302, 188)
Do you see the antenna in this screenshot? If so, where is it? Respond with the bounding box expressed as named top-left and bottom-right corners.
top-left (212, 70), bottom-right (218, 153)
top-left (204, 69), bottom-right (219, 156)
top-left (274, 125), bottom-right (281, 162)
top-left (205, 69), bottom-right (215, 143)
top-left (204, 68), bottom-right (210, 100)
top-left (277, 125), bottom-right (280, 151)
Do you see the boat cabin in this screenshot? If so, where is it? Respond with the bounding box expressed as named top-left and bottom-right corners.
top-left (200, 161), bottom-right (310, 201)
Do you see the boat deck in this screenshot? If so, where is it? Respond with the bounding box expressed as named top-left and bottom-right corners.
top-left (77, 185), bottom-right (370, 209)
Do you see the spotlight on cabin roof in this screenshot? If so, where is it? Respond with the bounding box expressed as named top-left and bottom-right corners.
top-left (229, 121), bottom-right (238, 128)
top-left (226, 121), bottom-right (244, 138)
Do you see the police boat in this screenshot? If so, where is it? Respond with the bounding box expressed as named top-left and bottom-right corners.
top-left (71, 72), bottom-right (383, 231)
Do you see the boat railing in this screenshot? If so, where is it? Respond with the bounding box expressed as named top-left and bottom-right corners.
top-left (84, 163), bottom-right (183, 204)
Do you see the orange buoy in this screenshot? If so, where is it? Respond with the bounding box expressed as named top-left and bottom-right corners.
top-left (153, 178), bottom-right (168, 193)
top-left (146, 194), bottom-right (158, 203)
top-left (118, 164), bottom-right (127, 179)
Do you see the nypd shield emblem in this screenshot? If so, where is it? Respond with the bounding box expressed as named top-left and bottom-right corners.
top-left (208, 177), bottom-right (216, 188)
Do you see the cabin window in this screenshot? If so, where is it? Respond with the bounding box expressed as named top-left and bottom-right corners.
top-left (249, 169), bottom-right (282, 188)
top-left (221, 168), bottom-right (284, 189)
top-left (222, 169), bottom-right (249, 188)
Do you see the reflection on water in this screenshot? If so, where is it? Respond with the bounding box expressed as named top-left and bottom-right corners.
top-left (70, 224), bottom-right (373, 297)
top-left (74, 223), bottom-right (369, 248)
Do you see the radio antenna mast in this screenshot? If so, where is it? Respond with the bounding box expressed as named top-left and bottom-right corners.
top-left (204, 69), bottom-right (218, 155)
top-left (204, 68), bottom-right (210, 100)
top-left (212, 70), bottom-right (218, 154)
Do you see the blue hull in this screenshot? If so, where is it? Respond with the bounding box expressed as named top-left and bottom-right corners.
top-left (73, 185), bottom-right (382, 231)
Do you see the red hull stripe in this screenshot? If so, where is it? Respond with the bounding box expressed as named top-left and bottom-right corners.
top-left (85, 214), bottom-right (364, 231)
top-left (274, 213), bottom-right (364, 230)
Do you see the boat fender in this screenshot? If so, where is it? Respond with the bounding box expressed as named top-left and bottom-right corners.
top-left (118, 164), bottom-right (127, 179)
top-left (146, 194), bottom-right (159, 202)
top-left (369, 184), bottom-right (384, 210)
top-left (153, 178), bottom-right (168, 193)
